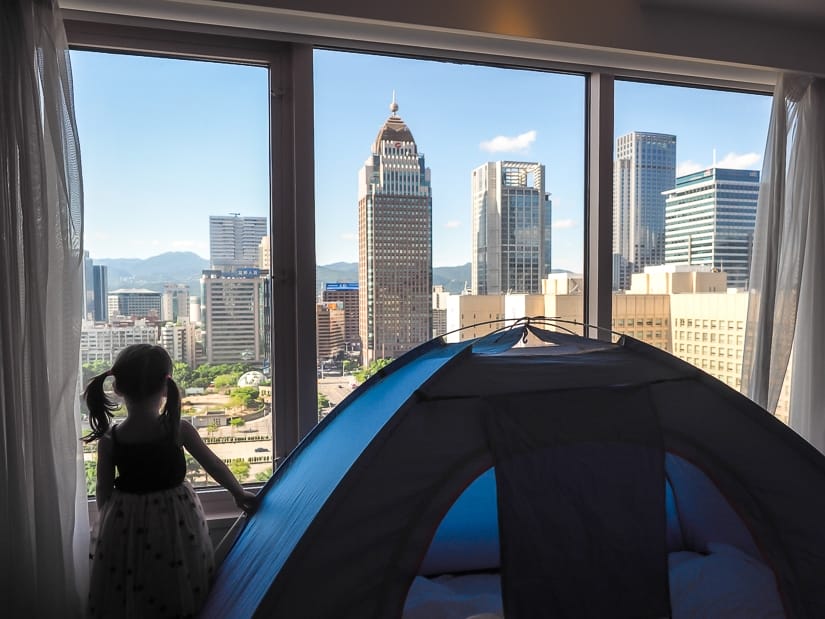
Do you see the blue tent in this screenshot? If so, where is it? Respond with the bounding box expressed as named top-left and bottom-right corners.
top-left (201, 322), bottom-right (825, 618)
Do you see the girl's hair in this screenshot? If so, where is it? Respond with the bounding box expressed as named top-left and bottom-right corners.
top-left (82, 344), bottom-right (181, 443)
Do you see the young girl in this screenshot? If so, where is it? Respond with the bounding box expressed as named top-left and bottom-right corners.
top-left (83, 344), bottom-right (257, 618)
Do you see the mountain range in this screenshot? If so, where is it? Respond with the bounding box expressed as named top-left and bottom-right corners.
top-left (96, 252), bottom-right (472, 295)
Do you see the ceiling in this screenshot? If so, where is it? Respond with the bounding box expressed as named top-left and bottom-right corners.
top-left (643, 0), bottom-right (825, 26)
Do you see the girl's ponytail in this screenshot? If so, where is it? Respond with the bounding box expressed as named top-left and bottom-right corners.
top-left (82, 371), bottom-right (117, 443)
top-left (163, 375), bottom-right (182, 443)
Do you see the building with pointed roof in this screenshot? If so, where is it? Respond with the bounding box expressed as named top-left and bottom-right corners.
top-left (358, 96), bottom-right (433, 363)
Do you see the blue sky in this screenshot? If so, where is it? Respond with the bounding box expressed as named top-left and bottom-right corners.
top-left (71, 50), bottom-right (771, 271)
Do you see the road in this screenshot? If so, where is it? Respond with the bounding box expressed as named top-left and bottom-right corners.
top-left (318, 374), bottom-right (357, 414)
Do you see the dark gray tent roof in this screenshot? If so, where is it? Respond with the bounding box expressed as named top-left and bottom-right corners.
top-left (202, 324), bottom-right (825, 619)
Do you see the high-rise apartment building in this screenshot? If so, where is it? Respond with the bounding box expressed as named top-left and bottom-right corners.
top-left (316, 302), bottom-right (346, 361)
top-left (92, 264), bottom-right (108, 322)
top-left (201, 268), bottom-right (265, 364)
top-left (258, 235), bottom-right (271, 271)
top-left (613, 132), bottom-right (677, 290)
top-left (471, 161), bottom-right (549, 295)
top-left (432, 285), bottom-right (450, 338)
top-left (159, 320), bottom-right (198, 366)
top-left (664, 168), bottom-right (760, 289)
top-left (80, 319), bottom-right (158, 364)
top-left (162, 283), bottom-right (190, 322)
top-left (322, 283), bottom-right (360, 351)
top-left (209, 214), bottom-right (268, 270)
top-left (358, 97), bottom-right (432, 363)
top-left (107, 288), bottom-right (162, 320)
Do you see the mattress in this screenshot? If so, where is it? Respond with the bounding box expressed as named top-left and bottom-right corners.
top-left (403, 543), bottom-right (785, 619)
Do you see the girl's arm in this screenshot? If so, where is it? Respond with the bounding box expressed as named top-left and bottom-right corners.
top-left (95, 434), bottom-right (115, 509)
top-left (180, 420), bottom-right (257, 511)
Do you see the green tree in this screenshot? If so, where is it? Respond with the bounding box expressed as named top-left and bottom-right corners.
top-left (229, 386), bottom-right (260, 408)
top-left (229, 417), bottom-right (245, 433)
top-left (255, 467), bottom-right (273, 482)
top-left (353, 358), bottom-right (393, 384)
top-left (81, 360), bottom-right (111, 388)
top-left (214, 373), bottom-right (241, 390)
top-left (84, 459), bottom-right (97, 496)
top-left (172, 361), bottom-right (194, 391)
top-left (228, 459), bottom-right (250, 482)
top-left (318, 392), bottom-right (330, 412)
top-left (185, 453), bottom-right (204, 484)
top-left (206, 421), bottom-right (219, 437)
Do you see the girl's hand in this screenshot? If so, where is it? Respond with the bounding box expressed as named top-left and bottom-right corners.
top-left (234, 489), bottom-right (258, 513)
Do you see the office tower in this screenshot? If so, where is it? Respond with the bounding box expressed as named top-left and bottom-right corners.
top-left (316, 302), bottom-right (346, 361)
top-left (471, 161), bottom-right (549, 295)
top-left (92, 264), bottom-right (108, 321)
top-left (209, 214), bottom-right (268, 270)
top-left (357, 97), bottom-right (432, 363)
top-left (107, 288), bottom-right (162, 319)
top-left (201, 268), bottom-right (265, 364)
top-left (161, 283), bottom-right (190, 322)
top-left (664, 168), bottom-right (760, 289)
top-left (613, 132), bottom-right (677, 290)
top-left (322, 283), bottom-right (360, 351)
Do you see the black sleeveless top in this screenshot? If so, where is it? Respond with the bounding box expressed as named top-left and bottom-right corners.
top-left (111, 424), bottom-right (187, 493)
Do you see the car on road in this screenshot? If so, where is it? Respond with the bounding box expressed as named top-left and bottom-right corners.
top-left (254, 447), bottom-right (270, 452)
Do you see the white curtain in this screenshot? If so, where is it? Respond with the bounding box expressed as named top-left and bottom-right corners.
top-left (742, 75), bottom-right (825, 451)
top-left (0, 0), bottom-right (88, 616)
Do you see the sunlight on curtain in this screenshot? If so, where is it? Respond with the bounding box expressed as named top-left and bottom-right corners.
top-left (742, 75), bottom-right (825, 451)
top-left (0, 0), bottom-right (87, 615)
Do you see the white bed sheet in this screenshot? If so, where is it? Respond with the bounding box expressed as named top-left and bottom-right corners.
top-left (403, 544), bottom-right (785, 619)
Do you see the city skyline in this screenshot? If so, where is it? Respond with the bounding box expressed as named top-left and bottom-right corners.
top-left (70, 49), bottom-right (771, 270)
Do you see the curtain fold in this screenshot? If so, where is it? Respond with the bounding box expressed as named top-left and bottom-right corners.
top-left (0, 0), bottom-right (87, 616)
top-left (742, 75), bottom-right (825, 451)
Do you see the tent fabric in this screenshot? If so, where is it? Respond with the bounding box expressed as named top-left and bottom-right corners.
top-left (488, 389), bottom-right (668, 618)
top-left (202, 325), bottom-right (825, 619)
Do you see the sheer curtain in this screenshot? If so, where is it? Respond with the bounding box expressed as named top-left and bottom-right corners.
top-left (742, 75), bottom-right (825, 451)
top-left (0, 0), bottom-right (87, 615)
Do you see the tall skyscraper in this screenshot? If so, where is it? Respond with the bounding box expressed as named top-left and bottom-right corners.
top-left (161, 283), bottom-right (190, 322)
top-left (92, 264), bottom-right (109, 322)
top-left (201, 268), bottom-right (265, 364)
top-left (613, 132), bottom-right (677, 290)
top-left (664, 167), bottom-right (760, 289)
top-left (471, 161), bottom-right (549, 295)
top-left (209, 214), bottom-right (268, 270)
top-left (83, 251), bottom-right (95, 320)
top-left (358, 97), bottom-right (432, 363)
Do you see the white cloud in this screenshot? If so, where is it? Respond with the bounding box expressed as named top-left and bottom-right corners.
top-left (480, 130), bottom-right (537, 153)
top-left (677, 160), bottom-right (705, 177)
top-left (444, 220), bottom-right (461, 229)
top-left (552, 218), bottom-right (576, 230)
top-left (339, 232), bottom-right (356, 241)
top-left (717, 151), bottom-right (761, 169)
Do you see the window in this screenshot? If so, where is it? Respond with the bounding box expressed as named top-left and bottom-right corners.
top-left (72, 49), bottom-right (274, 492)
top-left (314, 49), bottom-right (584, 368)
top-left (612, 80), bottom-right (769, 407)
top-left (65, 19), bottom-right (777, 509)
